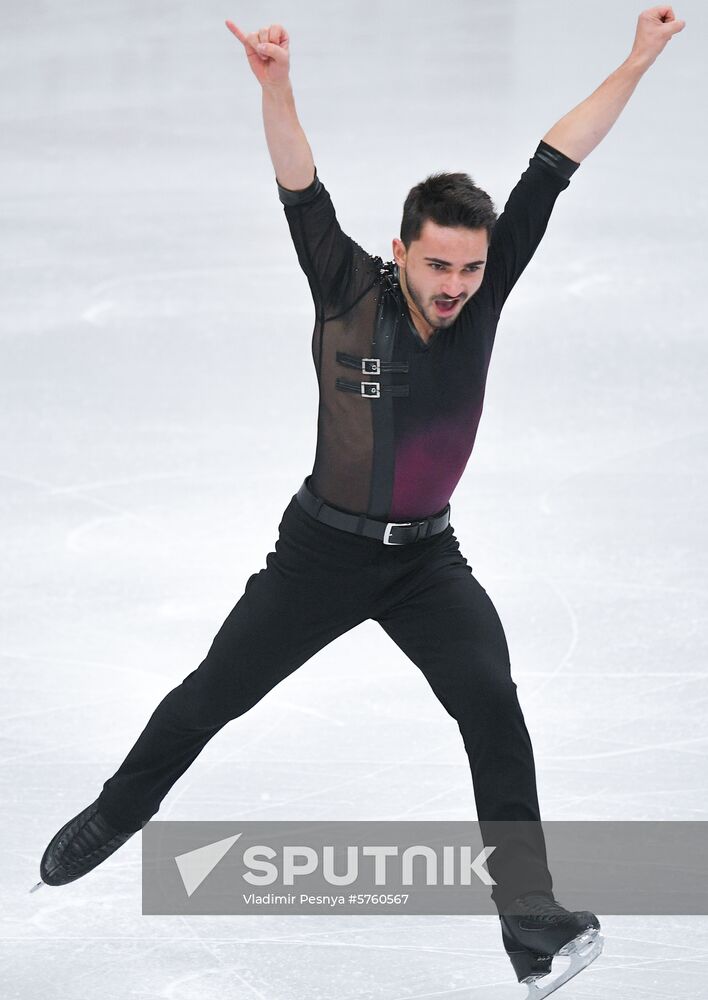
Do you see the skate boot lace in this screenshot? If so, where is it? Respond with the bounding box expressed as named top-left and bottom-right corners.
top-left (516, 891), bottom-right (573, 925)
top-left (60, 808), bottom-right (127, 874)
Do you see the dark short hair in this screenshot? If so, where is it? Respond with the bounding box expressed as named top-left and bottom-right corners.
top-left (400, 171), bottom-right (498, 249)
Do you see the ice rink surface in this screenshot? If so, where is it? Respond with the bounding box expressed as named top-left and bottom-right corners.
top-left (2, 0), bottom-right (707, 997)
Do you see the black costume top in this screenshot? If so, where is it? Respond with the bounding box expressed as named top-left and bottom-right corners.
top-left (277, 140), bottom-right (580, 522)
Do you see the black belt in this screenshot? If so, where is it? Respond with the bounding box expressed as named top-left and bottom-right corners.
top-left (295, 477), bottom-right (451, 545)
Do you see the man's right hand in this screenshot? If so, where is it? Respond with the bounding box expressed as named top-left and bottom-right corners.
top-left (226, 21), bottom-right (291, 89)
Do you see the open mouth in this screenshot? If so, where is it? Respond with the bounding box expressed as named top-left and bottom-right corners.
top-left (435, 299), bottom-right (459, 315)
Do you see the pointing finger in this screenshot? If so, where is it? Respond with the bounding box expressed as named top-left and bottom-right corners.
top-left (225, 20), bottom-right (250, 48)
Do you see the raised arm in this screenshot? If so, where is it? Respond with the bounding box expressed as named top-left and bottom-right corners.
top-left (542, 5), bottom-right (686, 163)
top-left (225, 19), bottom-right (381, 319)
top-left (225, 20), bottom-right (315, 190)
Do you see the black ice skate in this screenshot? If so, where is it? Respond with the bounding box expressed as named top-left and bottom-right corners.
top-left (500, 890), bottom-right (603, 999)
top-left (29, 799), bottom-right (148, 892)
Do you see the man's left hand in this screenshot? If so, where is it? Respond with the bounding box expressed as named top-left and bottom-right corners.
top-left (630, 6), bottom-right (686, 67)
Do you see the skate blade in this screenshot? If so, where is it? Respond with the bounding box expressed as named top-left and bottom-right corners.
top-left (523, 927), bottom-right (604, 1000)
top-left (29, 880), bottom-right (45, 893)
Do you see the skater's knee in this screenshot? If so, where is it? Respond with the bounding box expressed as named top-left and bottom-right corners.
top-left (182, 668), bottom-right (273, 729)
top-left (447, 662), bottom-right (519, 720)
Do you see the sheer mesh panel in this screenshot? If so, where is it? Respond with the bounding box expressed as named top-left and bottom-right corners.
top-left (311, 297), bottom-right (384, 514)
top-left (278, 168), bottom-right (388, 516)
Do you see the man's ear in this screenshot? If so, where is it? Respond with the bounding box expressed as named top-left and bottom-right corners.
top-left (392, 238), bottom-right (406, 268)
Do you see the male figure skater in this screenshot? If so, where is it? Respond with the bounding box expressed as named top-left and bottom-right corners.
top-left (34, 7), bottom-right (685, 997)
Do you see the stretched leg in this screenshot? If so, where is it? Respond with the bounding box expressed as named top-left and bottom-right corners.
top-left (373, 533), bottom-right (552, 911)
top-left (96, 496), bottom-right (375, 830)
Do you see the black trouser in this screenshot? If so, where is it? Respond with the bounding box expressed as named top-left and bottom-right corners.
top-left (96, 485), bottom-right (552, 910)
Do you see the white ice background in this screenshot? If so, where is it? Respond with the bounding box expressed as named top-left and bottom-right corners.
top-left (2, 1), bottom-right (707, 997)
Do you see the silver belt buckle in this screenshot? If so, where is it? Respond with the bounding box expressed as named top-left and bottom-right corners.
top-left (361, 382), bottom-right (381, 398)
top-left (362, 358), bottom-right (381, 375)
top-left (383, 521), bottom-right (412, 545)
